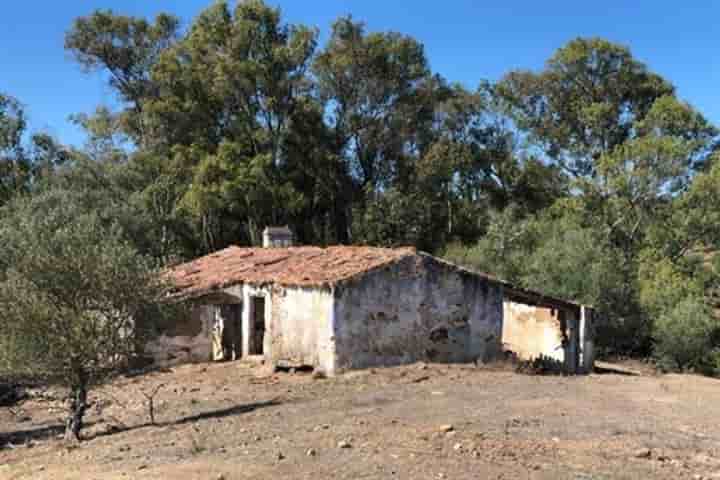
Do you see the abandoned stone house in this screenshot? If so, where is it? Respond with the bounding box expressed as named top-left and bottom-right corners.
top-left (151, 227), bottom-right (595, 375)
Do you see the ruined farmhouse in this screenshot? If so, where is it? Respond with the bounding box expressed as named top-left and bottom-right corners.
top-left (152, 227), bottom-right (595, 375)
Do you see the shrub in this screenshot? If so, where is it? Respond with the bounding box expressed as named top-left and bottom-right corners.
top-left (653, 297), bottom-right (720, 373)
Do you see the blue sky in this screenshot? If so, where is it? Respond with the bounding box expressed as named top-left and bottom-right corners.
top-left (1, 1), bottom-right (718, 146)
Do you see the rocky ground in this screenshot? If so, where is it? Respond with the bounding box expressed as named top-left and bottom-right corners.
top-left (2, 360), bottom-right (720, 479)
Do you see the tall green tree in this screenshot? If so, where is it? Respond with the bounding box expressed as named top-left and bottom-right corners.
top-left (64, 3), bottom-right (549, 253)
top-left (416, 84), bottom-right (568, 245)
top-left (497, 37), bottom-right (675, 177)
top-left (65, 10), bottom-right (180, 147)
top-left (0, 93), bottom-right (69, 205)
top-left (0, 94), bottom-right (29, 203)
top-left (313, 17), bottom-right (438, 241)
top-left (450, 38), bottom-right (718, 356)
top-left (145, 0), bottom-right (318, 250)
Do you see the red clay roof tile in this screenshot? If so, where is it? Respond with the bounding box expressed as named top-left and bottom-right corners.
top-left (167, 245), bottom-right (416, 298)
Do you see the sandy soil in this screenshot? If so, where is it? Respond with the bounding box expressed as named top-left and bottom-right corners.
top-left (2, 361), bottom-right (720, 480)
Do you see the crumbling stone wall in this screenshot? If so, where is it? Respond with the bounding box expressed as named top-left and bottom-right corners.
top-left (145, 305), bottom-right (215, 365)
top-left (332, 254), bottom-right (503, 371)
top-left (150, 252), bottom-right (594, 375)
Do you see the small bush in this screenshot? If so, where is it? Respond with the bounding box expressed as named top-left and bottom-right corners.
top-left (0, 382), bottom-right (23, 406)
top-left (653, 297), bottom-right (720, 373)
top-left (515, 355), bottom-right (565, 375)
top-left (698, 349), bottom-right (720, 377)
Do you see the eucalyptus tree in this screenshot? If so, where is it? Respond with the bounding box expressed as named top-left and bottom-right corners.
top-left (65, 10), bottom-right (180, 148)
top-left (148, 0), bottom-right (319, 250)
top-left (0, 93), bottom-right (70, 205)
top-left (0, 94), bottom-right (29, 204)
top-left (497, 37), bottom-right (676, 178)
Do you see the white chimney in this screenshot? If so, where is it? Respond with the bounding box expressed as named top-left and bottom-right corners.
top-left (262, 226), bottom-right (294, 248)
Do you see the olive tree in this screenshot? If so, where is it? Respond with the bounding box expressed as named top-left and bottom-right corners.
top-left (0, 189), bottom-right (175, 441)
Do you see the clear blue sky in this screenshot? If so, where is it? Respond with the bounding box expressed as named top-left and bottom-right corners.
top-left (1, 1), bottom-right (717, 146)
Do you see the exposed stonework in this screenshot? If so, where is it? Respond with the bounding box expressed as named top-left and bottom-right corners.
top-left (333, 254), bottom-right (503, 371)
top-left (156, 245), bottom-right (595, 374)
top-left (145, 305), bottom-right (215, 365)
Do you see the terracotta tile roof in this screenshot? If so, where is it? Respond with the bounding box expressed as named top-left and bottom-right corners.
top-left (167, 245), bottom-right (416, 299)
top-left (166, 244), bottom-right (589, 311)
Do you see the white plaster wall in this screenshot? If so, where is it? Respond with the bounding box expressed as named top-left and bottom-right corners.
top-left (502, 301), bottom-right (565, 362)
top-left (224, 283), bottom-right (335, 374)
top-left (221, 284), bottom-right (272, 358)
top-left (240, 284), bottom-right (271, 358)
top-left (332, 255), bottom-right (504, 371)
top-left (267, 286), bottom-right (336, 374)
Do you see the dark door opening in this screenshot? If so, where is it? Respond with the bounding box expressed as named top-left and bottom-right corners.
top-left (250, 296), bottom-right (266, 355)
top-left (219, 304), bottom-right (242, 360)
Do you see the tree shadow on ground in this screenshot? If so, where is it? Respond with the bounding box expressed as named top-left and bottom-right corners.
top-left (0, 399), bottom-right (280, 447)
top-left (172, 399), bottom-right (280, 425)
top-left (0, 423), bottom-right (69, 447)
top-left (86, 398), bottom-right (281, 440)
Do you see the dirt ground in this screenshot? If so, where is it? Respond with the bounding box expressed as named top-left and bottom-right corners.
top-left (2, 361), bottom-right (720, 480)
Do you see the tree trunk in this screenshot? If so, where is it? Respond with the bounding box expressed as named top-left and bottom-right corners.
top-left (333, 195), bottom-right (351, 244)
top-left (64, 371), bottom-right (88, 442)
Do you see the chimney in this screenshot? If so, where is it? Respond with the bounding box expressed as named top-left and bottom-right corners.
top-left (262, 226), bottom-right (294, 248)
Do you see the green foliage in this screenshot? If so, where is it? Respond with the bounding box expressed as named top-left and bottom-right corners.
top-left (0, 4), bottom-right (716, 374)
top-left (352, 187), bottom-right (446, 251)
top-left (61, 1), bottom-right (551, 252)
top-left (48, 152), bottom-right (194, 262)
top-left (638, 253), bottom-right (705, 318)
top-left (497, 37), bottom-right (682, 177)
top-left (314, 16), bottom-right (431, 192)
top-left (523, 220), bottom-right (618, 308)
top-left (443, 207), bottom-right (538, 283)
top-left (0, 93), bottom-right (69, 205)
top-left (444, 206), bottom-right (619, 306)
top-left (652, 298), bottom-right (720, 373)
top-left (444, 205), bottom-right (654, 355)
top-left (0, 190), bottom-right (173, 380)
top-left (662, 160), bottom-right (720, 258)
top-left (0, 93), bottom-right (29, 203)
top-left (69, 107), bottom-right (130, 164)
top-left (0, 189), bottom-right (178, 439)
top-left (143, 0), bottom-right (320, 249)
top-left (417, 85), bottom-right (568, 242)
top-left (492, 41), bottom-right (717, 359)
top-left (65, 9), bottom-right (179, 130)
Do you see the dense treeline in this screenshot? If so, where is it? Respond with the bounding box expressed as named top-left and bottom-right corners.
top-left (2, 0), bottom-right (720, 373)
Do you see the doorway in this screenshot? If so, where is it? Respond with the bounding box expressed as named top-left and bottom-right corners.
top-left (220, 304), bottom-right (242, 360)
top-left (212, 304), bottom-right (243, 361)
top-left (249, 296), bottom-right (266, 355)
